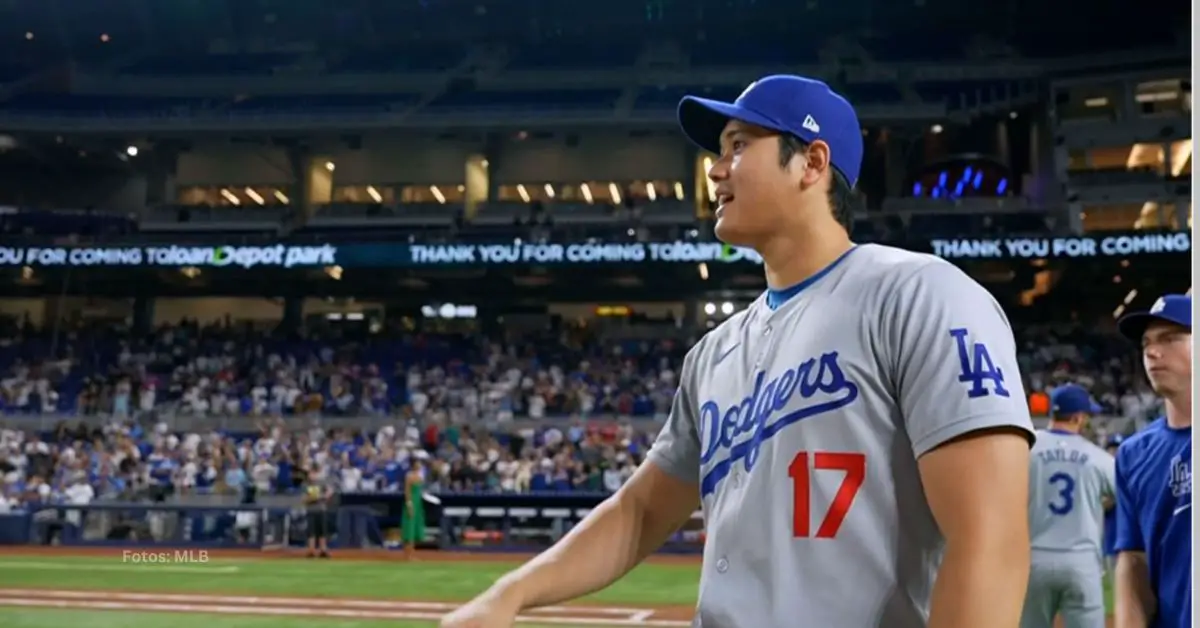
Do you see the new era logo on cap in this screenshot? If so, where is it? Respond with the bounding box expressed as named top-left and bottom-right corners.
top-left (802, 115), bottom-right (820, 133)
top-left (1151, 298), bottom-right (1166, 314)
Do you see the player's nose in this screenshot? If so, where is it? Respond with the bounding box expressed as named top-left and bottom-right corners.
top-left (707, 156), bottom-right (730, 182)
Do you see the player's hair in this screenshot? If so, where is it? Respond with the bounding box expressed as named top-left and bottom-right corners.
top-left (778, 134), bottom-right (862, 234)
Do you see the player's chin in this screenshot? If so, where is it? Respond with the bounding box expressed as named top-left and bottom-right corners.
top-left (1147, 372), bottom-right (1186, 395)
top-left (713, 217), bottom-right (759, 247)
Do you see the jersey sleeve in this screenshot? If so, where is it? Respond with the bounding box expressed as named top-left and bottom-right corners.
top-left (645, 348), bottom-right (702, 483)
top-left (884, 261), bottom-right (1035, 458)
top-left (1113, 446), bottom-right (1144, 552)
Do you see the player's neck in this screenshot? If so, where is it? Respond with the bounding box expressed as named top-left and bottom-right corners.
top-left (758, 222), bottom-right (854, 290)
top-left (1164, 393), bottom-right (1192, 429)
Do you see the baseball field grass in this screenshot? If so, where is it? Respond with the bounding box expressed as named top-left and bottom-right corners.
top-left (0, 548), bottom-right (700, 627)
top-left (0, 548), bottom-right (1114, 627)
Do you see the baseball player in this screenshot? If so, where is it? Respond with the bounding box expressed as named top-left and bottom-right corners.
top-left (1021, 383), bottom-right (1115, 628)
top-left (1102, 434), bottom-right (1123, 575)
top-left (441, 75), bottom-right (1036, 628)
top-left (1112, 294), bottom-right (1192, 628)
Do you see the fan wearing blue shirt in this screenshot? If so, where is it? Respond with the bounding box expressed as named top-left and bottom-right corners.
top-left (1113, 293), bottom-right (1192, 628)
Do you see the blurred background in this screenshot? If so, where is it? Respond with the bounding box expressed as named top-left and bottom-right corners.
top-left (0, 0), bottom-right (1190, 541)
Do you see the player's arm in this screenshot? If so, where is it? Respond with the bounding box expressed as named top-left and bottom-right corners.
top-left (1115, 552), bottom-right (1154, 628)
top-left (455, 353), bottom-right (703, 614)
top-left (486, 461), bottom-right (698, 610)
top-left (885, 262), bottom-right (1035, 628)
top-left (919, 428), bottom-right (1032, 628)
top-left (1113, 450), bottom-right (1155, 628)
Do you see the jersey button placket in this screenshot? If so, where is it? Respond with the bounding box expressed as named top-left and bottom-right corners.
top-left (753, 326), bottom-right (771, 368)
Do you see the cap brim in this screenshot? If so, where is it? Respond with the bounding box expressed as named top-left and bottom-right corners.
top-left (1117, 312), bottom-right (1166, 341)
top-left (677, 96), bottom-right (781, 155)
top-left (1089, 401), bottom-right (1103, 414)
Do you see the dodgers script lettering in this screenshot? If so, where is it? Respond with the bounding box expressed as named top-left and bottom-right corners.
top-left (698, 351), bottom-right (859, 497)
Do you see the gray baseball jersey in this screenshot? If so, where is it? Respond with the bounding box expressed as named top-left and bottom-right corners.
top-left (648, 243), bottom-right (1035, 628)
top-left (1027, 429), bottom-right (1115, 556)
top-left (1021, 430), bottom-right (1114, 628)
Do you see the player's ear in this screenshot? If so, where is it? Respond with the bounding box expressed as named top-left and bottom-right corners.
top-left (801, 140), bottom-right (831, 189)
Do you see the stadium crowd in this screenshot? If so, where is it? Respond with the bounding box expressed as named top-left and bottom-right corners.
top-left (0, 316), bottom-right (1158, 511)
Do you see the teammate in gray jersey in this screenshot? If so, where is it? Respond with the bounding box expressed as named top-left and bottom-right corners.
top-left (442, 75), bottom-right (1035, 628)
top-left (1022, 384), bottom-right (1115, 628)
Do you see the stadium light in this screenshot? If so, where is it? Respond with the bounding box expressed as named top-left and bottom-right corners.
top-left (704, 302), bottom-right (716, 316)
top-left (125, 145), bottom-right (138, 157)
top-left (516, 184), bottom-right (531, 203)
top-left (930, 124), bottom-right (944, 134)
top-left (244, 187), bottom-right (265, 205)
top-left (324, 161), bottom-right (335, 172)
top-left (24, 32), bottom-right (33, 40)
top-left (721, 302), bottom-right (734, 315)
top-left (645, 182), bottom-right (657, 202)
top-left (580, 184), bottom-right (594, 204)
top-left (543, 183), bottom-right (555, 199)
top-left (429, 186), bottom-right (446, 204)
top-left (273, 190), bottom-right (289, 204)
top-left (219, 189), bottom-right (240, 206)
top-left (366, 186), bottom-right (382, 203)
top-left (608, 183), bottom-right (622, 205)
top-left (674, 182), bottom-right (685, 200)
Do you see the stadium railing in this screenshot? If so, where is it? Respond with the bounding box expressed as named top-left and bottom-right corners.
top-left (0, 494), bottom-right (704, 555)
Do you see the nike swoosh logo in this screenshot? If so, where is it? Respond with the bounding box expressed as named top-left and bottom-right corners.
top-left (714, 343), bottom-right (740, 366)
top-left (1174, 503), bottom-right (1191, 516)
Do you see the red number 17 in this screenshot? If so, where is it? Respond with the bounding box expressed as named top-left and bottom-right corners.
top-left (788, 451), bottom-right (866, 539)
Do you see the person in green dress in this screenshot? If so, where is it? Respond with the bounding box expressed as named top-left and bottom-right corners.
top-left (403, 458), bottom-right (426, 561)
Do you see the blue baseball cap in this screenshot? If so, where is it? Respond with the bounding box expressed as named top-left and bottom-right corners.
top-left (1050, 384), bottom-right (1103, 416)
top-left (1117, 293), bottom-right (1192, 341)
top-left (677, 75), bottom-right (865, 186)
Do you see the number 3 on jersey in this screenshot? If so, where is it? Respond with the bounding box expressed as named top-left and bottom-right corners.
top-left (1048, 472), bottom-right (1076, 515)
top-left (789, 451), bottom-right (866, 538)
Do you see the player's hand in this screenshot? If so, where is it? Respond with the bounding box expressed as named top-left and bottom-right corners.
top-left (438, 588), bottom-right (522, 628)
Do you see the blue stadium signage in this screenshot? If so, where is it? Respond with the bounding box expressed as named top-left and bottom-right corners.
top-left (0, 231), bottom-right (1186, 268)
top-left (930, 231), bottom-right (1191, 260)
top-left (405, 241), bottom-right (763, 265)
top-left (0, 244), bottom-right (339, 268)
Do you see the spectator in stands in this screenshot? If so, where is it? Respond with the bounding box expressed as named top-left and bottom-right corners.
top-left (0, 316), bottom-right (1155, 506)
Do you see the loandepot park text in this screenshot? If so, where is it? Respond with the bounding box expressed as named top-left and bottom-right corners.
top-left (0, 245), bottom-right (339, 268)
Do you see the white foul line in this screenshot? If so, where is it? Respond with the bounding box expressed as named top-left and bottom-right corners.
top-left (0, 589), bottom-right (642, 615)
top-left (0, 597), bottom-right (692, 627)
